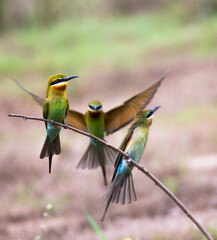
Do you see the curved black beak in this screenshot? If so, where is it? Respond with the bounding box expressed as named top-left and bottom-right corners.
top-left (65, 75), bottom-right (79, 81)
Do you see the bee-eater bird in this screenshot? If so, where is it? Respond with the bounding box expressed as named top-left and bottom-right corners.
top-left (40, 73), bottom-right (78, 173)
top-left (13, 72), bottom-right (166, 184)
top-left (101, 106), bottom-right (160, 221)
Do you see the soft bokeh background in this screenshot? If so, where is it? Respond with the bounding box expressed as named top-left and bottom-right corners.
top-left (0, 1), bottom-right (217, 239)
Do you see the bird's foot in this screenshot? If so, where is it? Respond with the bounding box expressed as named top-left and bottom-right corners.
top-left (63, 122), bottom-right (69, 129)
top-left (50, 120), bottom-right (54, 125)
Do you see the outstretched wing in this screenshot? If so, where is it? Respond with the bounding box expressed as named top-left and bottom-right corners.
top-left (12, 77), bottom-right (44, 106)
top-left (105, 71), bottom-right (167, 135)
top-left (66, 110), bottom-right (87, 132)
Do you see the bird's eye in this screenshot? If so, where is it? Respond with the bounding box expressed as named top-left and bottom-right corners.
top-left (55, 79), bottom-right (61, 84)
top-left (96, 105), bottom-right (102, 110)
top-left (146, 111), bottom-right (153, 119)
top-left (88, 105), bottom-right (94, 110)
top-left (50, 79), bottom-right (61, 86)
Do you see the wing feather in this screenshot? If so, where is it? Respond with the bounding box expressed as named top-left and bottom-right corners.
top-left (105, 71), bottom-right (168, 135)
top-left (12, 77), bottom-right (44, 106)
top-left (111, 129), bottom-right (133, 182)
top-left (43, 100), bottom-right (49, 128)
top-left (65, 109), bottom-right (87, 132)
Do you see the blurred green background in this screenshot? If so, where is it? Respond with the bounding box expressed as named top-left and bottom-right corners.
top-left (1, 0), bottom-right (217, 82)
top-left (0, 1), bottom-right (217, 240)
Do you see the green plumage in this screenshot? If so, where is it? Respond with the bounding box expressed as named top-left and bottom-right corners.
top-left (86, 110), bottom-right (104, 145)
top-left (101, 107), bottom-right (160, 221)
top-left (40, 73), bottom-right (77, 173)
top-left (77, 102), bottom-right (116, 185)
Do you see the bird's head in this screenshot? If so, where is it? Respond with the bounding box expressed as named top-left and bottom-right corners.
top-left (88, 100), bottom-right (103, 113)
top-left (138, 105), bottom-right (160, 126)
top-left (46, 73), bottom-right (78, 96)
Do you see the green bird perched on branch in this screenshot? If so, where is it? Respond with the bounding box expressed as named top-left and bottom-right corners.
top-left (40, 73), bottom-right (78, 173)
top-left (13, 72), bottom-right (166, 185)
top-left (101, 106), bottom-right (160, 221)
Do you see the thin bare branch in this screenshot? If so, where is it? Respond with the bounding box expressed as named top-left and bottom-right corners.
top-left (8, 113), bottom-right (213, 240)
top-left (8, 113), bottom-right (127, 156)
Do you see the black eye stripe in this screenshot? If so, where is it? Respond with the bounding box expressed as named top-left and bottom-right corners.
top-left (146, 111), bottom-right (153, 118)
top-left (88, 105), bottom-right (102, 110)
top-left (50, 78), bottom-right (64, 86)
top-left (88, 105), bottom-right (94, 110)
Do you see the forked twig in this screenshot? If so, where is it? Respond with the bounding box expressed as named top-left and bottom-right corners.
top-left (8, 113), bottom-right (213, 240)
